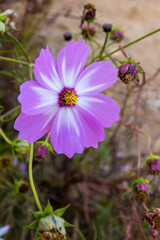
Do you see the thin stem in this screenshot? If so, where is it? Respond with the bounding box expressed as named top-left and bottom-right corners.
top-left (0, 56), bottom-right (31, 66)
top-left (0, 128), bottom-right (12, 145)
top-left (5, 31), bottom-right (30, 63)
top-left (102, 28), bottom-right (160, 59)
top-left (29, 143), bottom-right (43, 212)
top-left (100, 32), bottom-right (109, 58)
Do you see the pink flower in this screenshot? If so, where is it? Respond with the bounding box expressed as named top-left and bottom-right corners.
top-left (14, 40), bottom-right (120, 158)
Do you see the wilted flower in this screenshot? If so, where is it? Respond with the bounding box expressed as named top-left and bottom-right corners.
top-left (35, 144), bottom-right (48, 162)
top-left (139, 208), bottom-right (160, 240)
top-left (103, 23), bottom-right (112, 32)
top-left (63, 32), bottom-right (72, 41)
top-left (118, 63), bottom-right (138, 84)
top-left (111, 30), bottom-right (124, 41)
top-left (80, 3), bottom-right (96, 27)
top-left (81, 24), bottom-right (95, 38)
top-left (14, 40), bottom-right (120, 158)
top-left (0, 156), bottom-right (11, 168)
top-left (0, 225), bottom-right (10, 240)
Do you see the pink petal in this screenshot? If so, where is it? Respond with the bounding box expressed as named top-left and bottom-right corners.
top-left (14, 106), bottom-right (59, 143)
top-left (34, 46), bottom-right (63, 92)
top-left (75, 105), bottom-right (105, 148)
top-left (75, 61), bottom-right (118, 94)
top-left (77, 93), bottom-right (120, 128)
top-left (51, 107), bottom-right (86, 158)
top-left (18, 81), bottom-right (58, 115)
top-left (57, 40), bottom-right (90, 88)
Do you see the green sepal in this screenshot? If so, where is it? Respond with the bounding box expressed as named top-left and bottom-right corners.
top-left (33, 211), bottom-right (44, 219)
top-left (44, 201), bottom-right (53, 215)
top-left (131, 177), bottom-right (152, 189)
top-left (34, 232), bottom-right (40, 240)
top-left (53, 204), bottom-right (70, 217)
top-left (25, 220), bottom-right (39, 230)
top-left (145, 153), bottom-right (160, 165)
top-left (135, 75), bottom-right (140, 82)
top-left (137, 68), bottom-right (143, 73)
top-left (35, 141), bottom-right (54, 153)
top-left (118, 58), bottom-right (140, 66)
top-left (64, 220), bottom-right (74, 227)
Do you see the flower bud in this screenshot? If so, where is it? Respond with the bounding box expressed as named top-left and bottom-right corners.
top-left (135, 182), bottom-right (149, 201)
top-left (0, 156), bottom-right (11, 168)
top-left (111, 30), bottom-right (124, 41)
top-left (80, 3), bottom-right (96, 27)
top-left (118, 63), bottom-right (138, 84)
top-left (81, 24), bottom-right (95, 38)
top-left (63, 32), bottom-right (72, 41)
top-left (35, 144), bottom-right (48, 162)
top-left (148, 159), bottom-right (160, 176)
top-left (103, 23), bottom-right (112, 32)
top-left (13, 139), bottom-right (30, 156)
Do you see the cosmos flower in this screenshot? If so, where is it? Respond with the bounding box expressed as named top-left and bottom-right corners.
top-left (0, 225), bottom-right (10, 240)
top-left (14, 40), bottom-right (120, 158)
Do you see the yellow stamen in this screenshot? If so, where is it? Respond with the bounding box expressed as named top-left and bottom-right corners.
top-left (60, 90), bottom-right (77, 106)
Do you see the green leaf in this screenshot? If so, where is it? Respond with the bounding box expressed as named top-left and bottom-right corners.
top-left (44, 201), bottom-right (53, 215)
top-left (25, 220), bottom-right (39, 229)
top-left (53, 204), bottom-right (70, 217)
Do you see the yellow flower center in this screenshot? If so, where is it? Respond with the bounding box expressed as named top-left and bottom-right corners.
top-left (60, 89), bottom-right (77, 106)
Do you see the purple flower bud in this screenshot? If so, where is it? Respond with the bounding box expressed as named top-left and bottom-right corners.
top-left (135, 183), bottom-right (149, 201)
top-left (103, 23), bottom-right (112, 32)
top-left (111, 30), bottom-right (124, 41)
top-left (63, 32), bottom-right (72, 41)
top-left (81, 24), bottom-right (95, 38)
top-left (148, 159), bottom-right (160, 175)
top-left (118, 63), bottom-right (138, 84)
top-left (35, 144), bottom-right (48, 162)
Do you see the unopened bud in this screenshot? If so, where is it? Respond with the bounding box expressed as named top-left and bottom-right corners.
top-left (103, 23), bottom-right (112, 32)
top-left (35, 144), bottom-right (48, 162)
top-left (63, 32), bottom-right (72, 41)
top-left (111, 30), bottom-right (124, 41)
top-left (81, 24), bottom-right (95, 38)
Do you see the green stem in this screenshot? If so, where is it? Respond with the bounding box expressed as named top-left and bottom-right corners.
top-left (100, 32), bottom-right (109, 58)
top-left (29, 143), bottom-right (43, 212)
top-left (5, 31), bottom-right (30, 63)
top-left (0, 128), bottom-right (12, 144)
top-left (101, 28), bottom-right (160, 59)
top-left (0, 56), bottom-right (31, 66)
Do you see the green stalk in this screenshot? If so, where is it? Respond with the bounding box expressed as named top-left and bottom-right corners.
top-left (5, 31), bottom-right (30, 63)
top-left (0, 56), bottom-right (31, 66)
top-left (101, 28), bottom-right (160, 59)
top-left (99, 32), bottom-right (109, 58)
top-left (0, 128), bottom-right (12, 144)
top-left (29, 143), bottom-right (43, 212)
